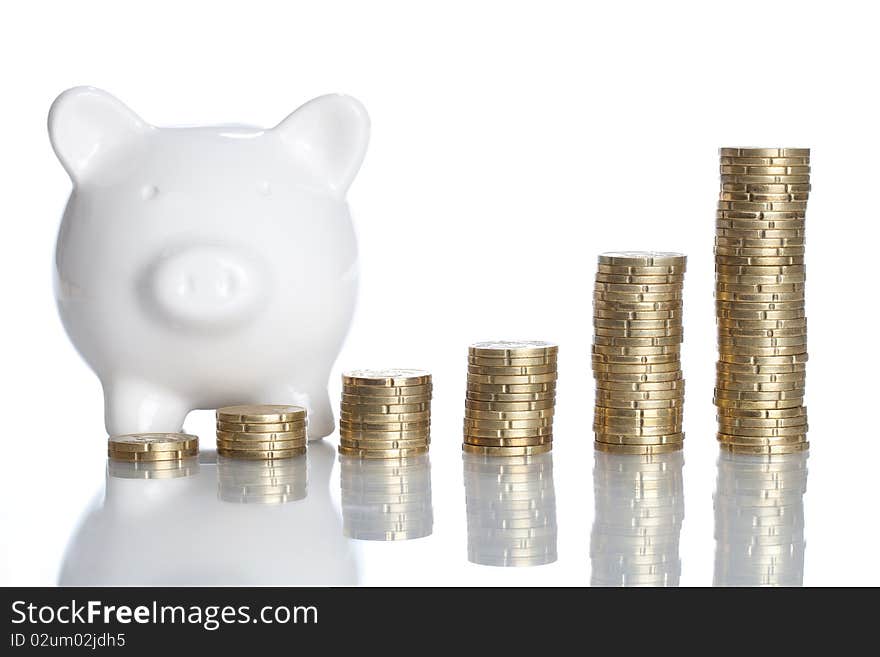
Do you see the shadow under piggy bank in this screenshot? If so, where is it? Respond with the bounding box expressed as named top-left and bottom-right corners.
top-left (58, 440), bottom-right (360, 585)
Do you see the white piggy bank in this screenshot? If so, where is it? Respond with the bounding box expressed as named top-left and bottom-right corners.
top-left (49, 87), bottom-right (369, 438)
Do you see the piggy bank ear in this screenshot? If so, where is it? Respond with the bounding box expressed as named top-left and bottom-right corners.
top-left (274, 94), bottom-right (370, 196)
top-left (48, 87), bottom-right (148, 182)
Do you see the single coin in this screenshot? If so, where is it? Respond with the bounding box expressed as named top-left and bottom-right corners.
top-left (465, 426), bottom-right (554, 439)
top-left (340, 401), bottom-right (431, 414)
top-left (216, 405), bottom-right (306, 423)
top-left (107, 432), bottom-right (199, 452)
top-left (720, 181), bottom-right (810, 193)
top-left (598, 252), bottom-right (687, 267)
top-left (467, 372), bottom-right (557, 385)
top-left (714, 387), bottom-right (804, 401)
top-left (597, 264), bottom-right (686, 277)
top-left (593, 419), bottom-right (682, 433)
top-left (467, 382), bottom-right (556, 393)
top-left (339, 428), bottom-right (431, 441)
top-left (716, 263), bottom-right (805, 276)
top-left (469, 341), bottom-right (558, 357)
top-left (595, 379), bottom-right (684, 392)
top-left (340, 437), bottom-right (430, 450)
top-left (592, 344), bottom-right (681, 356)
top-left (594, 432), bottom-right (684, 445)
top-left (719, 164), bottom-right (810, 175)
top-left (595, 388), bottom-right (684, 401)
top-left (341, 393), bottom-right (432, 406)
top-left (714, 397), bottom-right (803, 410)
top-left (467, 363), bottom-right (557, 376)
top-left (596, 398), bottom-right (684, 410)
top-left (339, 445), bottom-right (430, 459)
top-left (595, 273), bottom-right (685, 284)
top-left (465, 395), bottom-right (556, 406)
top-left (716, 325), bottom-right (806, 338)
top-left (719, 174), bottom-right (810, 184)
top-left (594, 317), bottom-right (681, 329)
top-left (718, 441), bottom-right (809, 455)
top-left (108, 448), bottom-right (199, 462)
top-left (592, 361), bottom-right (680, 374)
top-left (468, 355), bottom-right (557, 367)
top-left (594, 281), bottom-right (684, 294)
top-left (595, 327), bottom-right (683, 339)
top-left (594, 441), bottom-right (682, 454)
top-left (717, 405), bottom-right (807, 418)
top-left (594, 291), bottom-right (684, 303)
top-left (594, 334), bottom-right (682, 346)
top-left (342, 369), bottom-right (432, 387)
top-left (342, 383), bottom-right (433, 397)
top-left (216, 446), bottom-right (307, 460)
top-left (716, 425), bottom-right (808, 438)
top-left (594, 370), bottom-right (682, 383)
top-left (216, 420), bottom-right (305, 433)
top-left (465, 407), bottom-right (555, 420)
top-left (717, 432), bottom-right (808, 446)
top-left (340, 419), bottom-right (430, 432)
top-left (594, 405), bottom-right (683, 417)
top-left (462, 443), bottom-right (553, 456)
top-left (216, 429), bottom-right (305, 442)
top-left (719, 147), bottom-right (810, 157)
top-left (716, 256), bottom-right (805, 268)
top-left (339, 410), bottom-right (431, 423)
top-left (465, 417), bottom-right (553, 430)
top-left (463, 435), bottom-right (553, 447)
top-left (217, 438), bottom-right (307, 450)
top-left (717, 414), bottom-right (807, 428)
top-left (714, 247), bottom-right (805, 258)
top-left (594, 309), bottom-right (682, 321)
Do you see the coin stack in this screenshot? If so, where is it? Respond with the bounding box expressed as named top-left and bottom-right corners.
top-left (592, 252), bottom-right (687, 454)
top-left (108, 433), bottom-right (199, 463)
top-left (340, 453), bottom-right (433, 540)
top-left (463, 452), bottom-right (557, 567)
top-left (590, 450), bottom-right (685, 586)
top-left (339, 369), bottom-right (432, 458)
top-left (217, 453), bottom-right (308, 504)
top-left (714, 148), bottom-right (810, 455)
top-left (463, 341), bottom-right (557, 456)
top-left (215, 405), bottom-right (307, 459)
top-left (714, 451), bottom-right (808, 586)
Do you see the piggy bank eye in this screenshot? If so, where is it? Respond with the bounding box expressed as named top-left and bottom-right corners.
top-left (141, 184), bottom-right (160, 201)
top-left (258, 181), bottom-right (272, 197)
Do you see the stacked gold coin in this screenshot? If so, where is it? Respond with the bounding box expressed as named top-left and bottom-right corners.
top-left (108, 432), bottom-right (199, 462)
top-left (339, 369), bottom-right (432, 458)
top-left (463, 341), bottom-right (557, 456)
top-left (215, 405), bottom-right (307, 459)
top-left (714, 148), bottom-right (810, 455)
top-left (592, 252), bottom-right (687, 454)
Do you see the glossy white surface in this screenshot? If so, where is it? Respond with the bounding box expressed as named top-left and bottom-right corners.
top-left (49, 87), bottom-right (369, 439)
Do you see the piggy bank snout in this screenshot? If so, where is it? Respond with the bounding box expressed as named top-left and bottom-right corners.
top-left (147, 246), bottom-right (267, 330)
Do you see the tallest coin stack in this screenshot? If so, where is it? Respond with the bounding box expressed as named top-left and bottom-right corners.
top-left (714, 148), bottom-right (810, 454)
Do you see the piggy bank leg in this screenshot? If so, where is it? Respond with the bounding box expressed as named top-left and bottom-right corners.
top-left (103, 379), bottom-right (190, 436)
top-left (260, 382), bottom-right (334, 441)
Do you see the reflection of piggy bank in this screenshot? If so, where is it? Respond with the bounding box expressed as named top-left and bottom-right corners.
top-left (48, 87), bottom-right (369, 438)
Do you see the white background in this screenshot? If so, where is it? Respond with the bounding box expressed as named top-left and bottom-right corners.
top-left (0, 0), bottom-right (877, 586)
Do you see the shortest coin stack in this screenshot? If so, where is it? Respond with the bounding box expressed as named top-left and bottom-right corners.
top-left (339, 369), bottom-right (432, 458)
top-left (592, 251), bottom-right (687, 455)
top-left (108, 432), bottom-right (199, 462)
top-left (464, 341), bottom-right (558, 456)
top-left (216, 405), bottom-right (307, 459)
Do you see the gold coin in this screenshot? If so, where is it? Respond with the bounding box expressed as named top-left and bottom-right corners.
top-left (717, 316), bottom-right (806, 330)
top-left (216, 429), bottom-right (305, 442)
top-left (717, 415), bottom-right (807, 428)
top-left (719, 174), bottom-right (810, 184)
top-left (463, 435), bottom-right (552, 447)
top-left (597, 251), bottom-right (687, 267)
top-left (340, 401), bottom-right (431, 414)
top-left (339, 426), bottom-right (430, 439)
top-left (468, 354), bottom-right (557, 367)
top-left (462, 443), bottom-right (552, 456)
top-left (595, 379), bottom-right (684, 392)
top-left (717, 325), bottom-right (806, 338)
top-left (338, 445), bottom-right (429, 459)
top-left (717, 346), bottom-right (806, 357)
top-left (467, 381), bottom-right (556, 393)
top-left (594, 406), bottom-right (683, 418)
top-left (342, 383), bottom-right (433, 397)
top-left (465, 394), bottom-right (556, 405)
top-left (594, 432), bottom-right (684, 445)
top-left (592, 360), bottom-right (680, 373)
top-left (217, 446), bottom-right (306, 459)
top-left (594, 370), bottom-right (682, 383)
top-left (719, 147), bottom-right (810, 158)
top-left (467, 363), bottom-right (557, 376)
top-left (595, 328), bottom-right (683, 340)
top-left (719, 156), bottom-right (810, 166)
top-left (339, 437), bottom-right (430, 450)
top-left (216, 420), bottom-right (305, 433)
top-left (594, 273), bottom-right (685, 284)
top-left (594, 309), bottom-right (682, 320)
top-left (594, 317), bottom-right (681, 329)
top-left (718, 191), bottom-right (809, 203)
top-left (717, 432), bottom-right (807, 445)
top-left (716, 377), bottom-right (806, 391)
top-left (464, 398), bottom-right (556, 410)
top-left (720, 181), bottom-right (810, 193)
top-left (595, 388), bottom-right (683, 401)
top-left (594, 441), bottom-right (682, 454)
top-left (716, 200), bottom-right (808, 213)
top-left (108, 447), bottom-right (199, 462)
top-left (716, 309), bottom-right (805, 321)
top-left (716, 263), bottom-right (805, 276)
top-left (714, 397), bottom-right (803, 410)
top-left (594, 299), bottom-right (683, 311)
top-left (593, 334), bottom-right (682, 346)
top-left (216, 438), bottom-right (307, 450)
top-left (339, 410), bottom-right (431, 423)
top-left (468, 341), bottom-right (558, 357)
top-left (594, 398), bottom-right (683, 410)
top-left (719, 163), bottom-right (810, 175)
top-left (718, 441), bottom-right (808, 455)
top-left (593, 420), bottom-right (682, 433)
top-left (341, 393), bottom-right (432, 405)
top-left (597, 264), bottom-right (686, 276)
top-left (107, 432), bottom-right (199, 452)
top-left (464, 417), bottom-right (553, 430)
top-left (464, 426), bottom-right (553, 439)
top-left (714, 246), bottom-right (805, 258)
top-left (339, 419), bottom-right (430, 432)
top-left (467, 372), bottom-right (557, 385)
top-left (465, 407), bottom-right (555, 420)
top-left (594, 291), bottom-right (683, 303)
top-left (714, 388), bottom-right (803, 401)
top-left (716, 405), bottom-right (806, 419)
top-left (216, 405), bottom-right (306, 423)
top-left (594, 281), bottom-right (683, 294)
top-left (716, 425), bottom-right (807, 438)
top-left (592, 344), bottom-right (681, 356)
top-left (716, 256), bottom-right (805, 268)
top-left (342, 369), bottom-right (432, 387)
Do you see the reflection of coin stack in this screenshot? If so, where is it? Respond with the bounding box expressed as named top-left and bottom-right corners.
top-left (463, 341), bottom-right (557, 456)
top-left (590, 451), bottom-right (684, 586)
top-left (339, 454), bottom-right (433, 540)
top-left (108, 433), bottom-right (199, 466)
top-left (714, 148), bottom-right (810, 455)
top-left (463, 452), bottom-right (557, 566)
top-left (108, 458), bottom-right (198, 480)
top-left (339, 369), bottom-right (432, 458)
top-left (714, 451), bottom-right (808, 586)
top-left (217, 453), bottom-right (308, 504)
top-left (592, 252), bottom-right (687, 455)
top-left (216, 405), bottom-right (307, 459)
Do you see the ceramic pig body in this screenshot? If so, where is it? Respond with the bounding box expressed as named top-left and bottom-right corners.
top-left (49, 87), bottom-right (369, 438)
